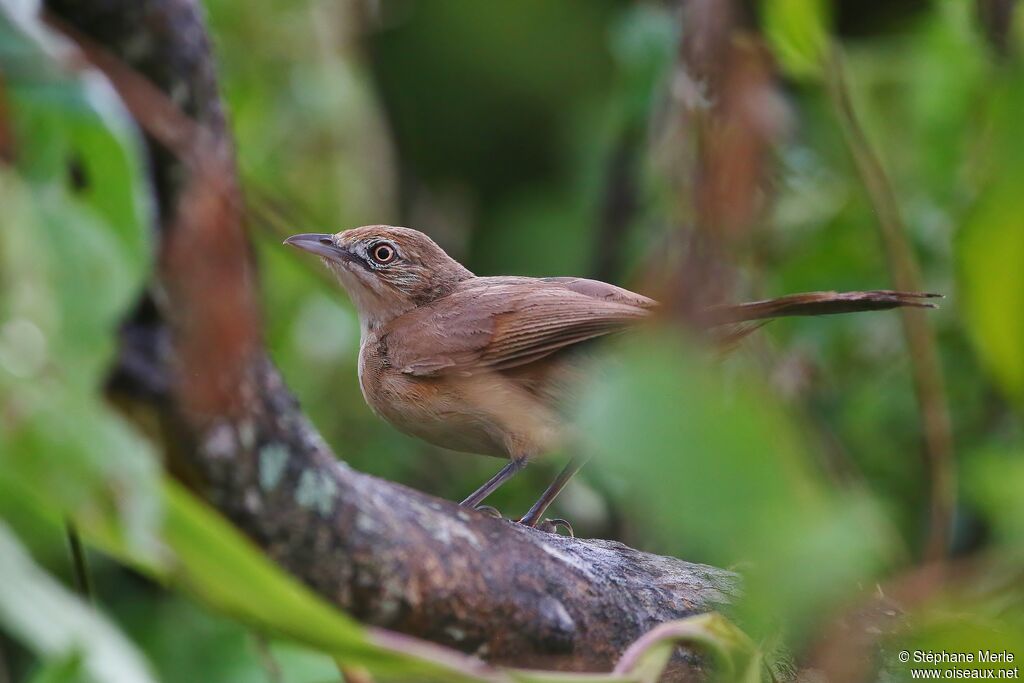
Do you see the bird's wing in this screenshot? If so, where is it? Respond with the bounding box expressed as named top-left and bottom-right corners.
top-left (383, 278), bottom-right (653, 377)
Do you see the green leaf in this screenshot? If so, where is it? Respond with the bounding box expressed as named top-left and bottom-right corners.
top-left (0, 523), bottom-right (158, 683)
top-left (0, 0), bottom-right (160, 555)
top-left (85, 481), bottom-right (498, 682)
top-left (965, 449), bottom-right (1024, 557)
top-left (760, 0), bottom-right (831, 80)
top-left (575, 330), bottom-right (893, 644)
top-left (957, 77), bottom-right (1024, 404)
top-left (891, 605), bottom-right (1024, 680)
top-left (612, 614), bottom-right (761, 683)
top-left (157, 482), bottom-right (372, 655)
top-left (28, 655), bottom-right (88, 683)
top-left (958, 188), bottom-right (1024, 402)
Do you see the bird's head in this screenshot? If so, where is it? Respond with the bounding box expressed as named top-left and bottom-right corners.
top-left (284, 225), bottom-right (473, 330)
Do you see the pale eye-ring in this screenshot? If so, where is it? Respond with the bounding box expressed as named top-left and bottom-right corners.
top-left (370, 243), bottom-right (397, 265)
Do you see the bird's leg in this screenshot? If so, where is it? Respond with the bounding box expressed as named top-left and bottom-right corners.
top-left (459, 458), bottom-right (526, 510)
top-left (518, 453), bottom-right (590, 528)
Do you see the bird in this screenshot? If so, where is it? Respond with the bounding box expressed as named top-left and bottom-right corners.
top-left (284, 225), bottom-right (938, 530)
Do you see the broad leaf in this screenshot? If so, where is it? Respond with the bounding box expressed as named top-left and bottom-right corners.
top-left (0, 523), bottom-right (158, 683)
top-left (0, 0), bottom-right (159, 554)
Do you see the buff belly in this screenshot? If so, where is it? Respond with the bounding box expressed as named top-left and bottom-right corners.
top-left (361, 366), bottom-right (563, 460)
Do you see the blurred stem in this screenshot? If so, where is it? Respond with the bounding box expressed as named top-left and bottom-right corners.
top-left (975, 0), bottom-right (1018, 59)
top-left (824, 45), bottom-right (956, 562)
top-left (0, 638), bottom-right (9, 683)
top-left (252, 634), bottom-right (283, 683)
top-left (591, 126), bottom-right (641, 282)
top-left (336, 661), bottom-right (374, 683)
top-left (64, 522), bottom-right (93, 602)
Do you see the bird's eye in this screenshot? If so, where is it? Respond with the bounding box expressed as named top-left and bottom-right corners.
top-left (371, 243), bottom-right (396, 265)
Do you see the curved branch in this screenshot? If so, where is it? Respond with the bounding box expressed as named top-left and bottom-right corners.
top-left (45, 0), bottom-right (738, 677)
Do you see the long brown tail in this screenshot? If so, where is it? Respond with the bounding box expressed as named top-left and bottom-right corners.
top-left (704, 290), bottom-right (941, 326)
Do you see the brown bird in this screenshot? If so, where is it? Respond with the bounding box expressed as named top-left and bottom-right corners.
top-left (285, 226), bottom-right (938, 529)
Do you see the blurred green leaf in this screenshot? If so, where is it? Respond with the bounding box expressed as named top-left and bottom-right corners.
top-left (156, 482), bottom-right (373, 655)
top-left (0, 522), bottom-right (158, 683)
top-left (760, 0), bottom-right (830, 79)
top-left (84, 481), bottom-right (495, 682)
top-left (614, 614), bottom-right (761, 683)
top-left (507, 614), bottom-right (761, 683)
top-left (957, 77), bottom-right (1024, 404)
top-left (0, 0), bottom-right (159, 554)
top-left (0, 0), bottom-right (151, 271)
top-left (576, 330), bottom-right (893, 643)
top-left (27, 655), bottom-right (87, 683)
top-left (965, 449), bottom-right (1024, 557)
top-left (891, 604), bottom-right (1024, 680)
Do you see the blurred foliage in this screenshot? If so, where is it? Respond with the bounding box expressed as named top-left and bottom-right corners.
top-left (3, 0), bottom-right (1024, 681)
top-left (957, 67), bottom-right (1024, 404)
top-left (576, 331), bottom-right (895, 644)
top-left (0, 0), bottom-right (160, 557)
top-left (761, 0), bottom-right (831, 79)
top-left (0, 523), bottom-right (156, 683)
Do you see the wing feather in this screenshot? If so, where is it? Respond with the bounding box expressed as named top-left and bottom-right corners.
top-left (383, 278), bottom-right (652, 377)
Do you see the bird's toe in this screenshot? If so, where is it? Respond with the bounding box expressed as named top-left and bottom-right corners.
top-left (526, 517), bottom-right (575, 537)
top-left (473, 504), bottom-right (504, 519)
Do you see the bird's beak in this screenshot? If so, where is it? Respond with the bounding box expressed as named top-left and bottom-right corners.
top-left (283, 233), bottom-right (348, 261)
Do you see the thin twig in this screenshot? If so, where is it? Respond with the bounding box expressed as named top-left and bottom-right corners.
top-left (0, 73), bottom-right (15, 163)
top-left (252, 634), bottom-right (284, 683)
top-left (590, 128), bottom-right (640, 282)
top-left (824, 45), bottom-right (956, 562)
top-left (65, 522), bottom-right (94, 603)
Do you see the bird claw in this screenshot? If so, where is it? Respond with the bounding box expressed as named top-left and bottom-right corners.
top-left (472, 504), bottom-right (573, 536)
top-left (473, 504), bottom-right (504, 519)
top-left (528, 517), bottom-right (575, 537)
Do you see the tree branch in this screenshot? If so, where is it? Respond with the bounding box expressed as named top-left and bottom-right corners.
top-left (44, 0), bottom-right (738, 677)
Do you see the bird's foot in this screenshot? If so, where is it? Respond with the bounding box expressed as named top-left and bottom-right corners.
top-left (520, 517), bottom-right (575, 537)
top-left (472, 504), bottom-right (504, 519)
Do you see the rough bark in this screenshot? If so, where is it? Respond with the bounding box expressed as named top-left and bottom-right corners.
top-left (44, 0), bottom-right (738, 677)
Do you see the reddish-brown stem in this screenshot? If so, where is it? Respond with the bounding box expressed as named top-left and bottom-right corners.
top-left (824, 45), bottom-right (956, 562)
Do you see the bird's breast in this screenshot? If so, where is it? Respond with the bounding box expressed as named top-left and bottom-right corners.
top-left (357, 334), bottom-right (562, 459)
